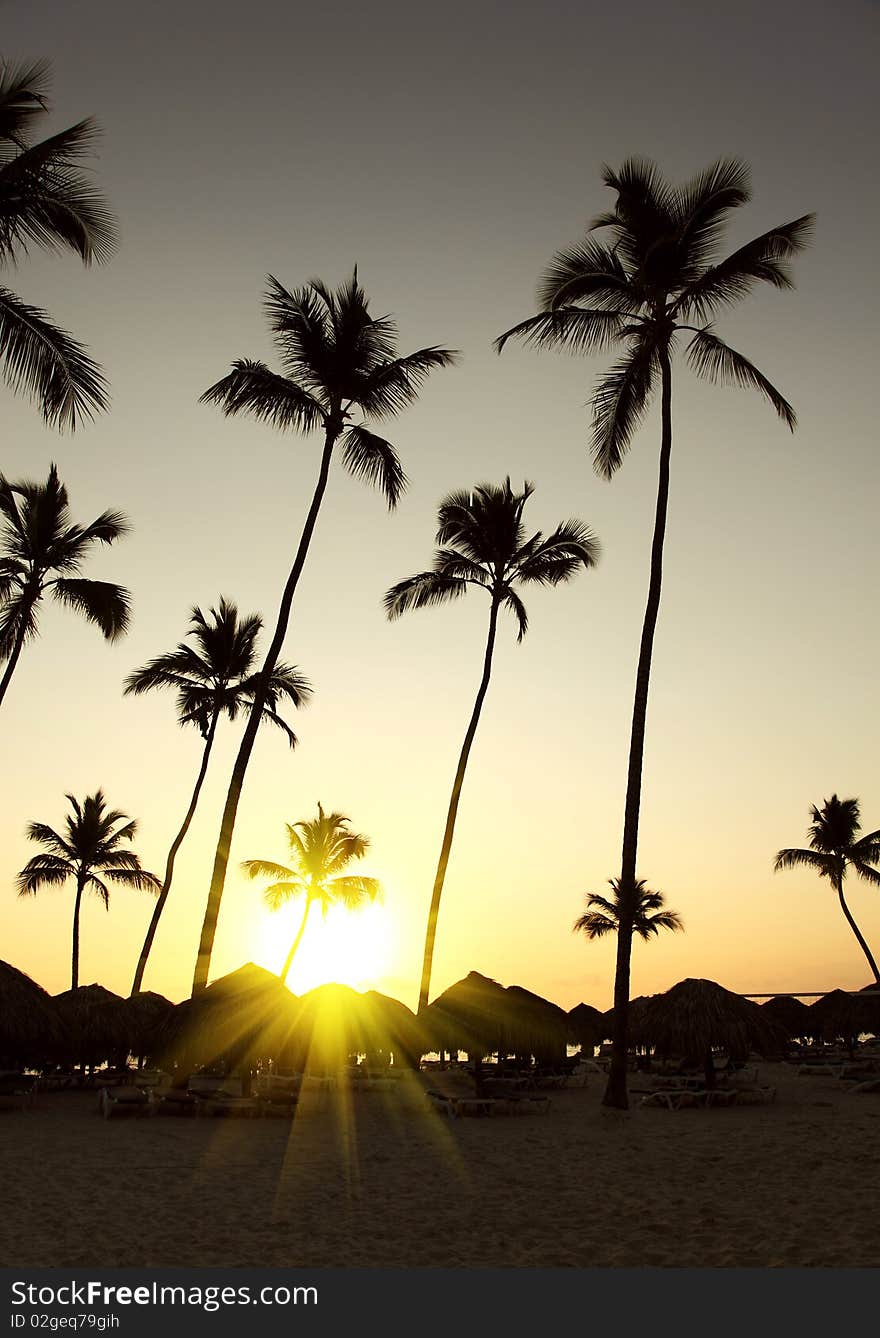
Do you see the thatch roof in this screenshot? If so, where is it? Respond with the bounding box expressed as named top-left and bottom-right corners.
top-left (761, 995), bottom-right (813, 1037)
top-left (808, 989), bottom-right (872, 1041)
top-left (123, 991), bottom-right (176, 1057)
top-left (639, 979), bottom-right (787, 1060)
top-left (601, 995), bottom-right (655, 1045)
top-left (505, 985), bottom-right (569, 1058)
top-left (158, 963), bottom-right (298, 1070)
top-left (359, 990), bottom-right (426, 1065)
top-left (53, 984), bottom-right (128, 1061)
top-left (567, 1002), bottom-right (606, 1047)
top-left (0, 960), bottom-right (62, 1062)
top-left (421, 972), bottom-right (515, 1057)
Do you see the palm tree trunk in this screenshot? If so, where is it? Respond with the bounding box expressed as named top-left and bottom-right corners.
top-left (71, 872), bottom-right (86, 990)
top-left (131, 715), bottom-right (219, 994)
top-left (280, 898), bottom-right (313, 985)
top-left (0, 596), bottom-right (35, 709)
top-left (417, 596), bottom-right (501, 1013)
top-left (604, 344), bottom-right (673, 1111)
top-left (192, 427), bottom-right (338, 994)
top-left (836, 878), bottom-right (880, 983)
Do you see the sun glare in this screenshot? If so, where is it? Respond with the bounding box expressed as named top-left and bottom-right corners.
top-left (251, 898), bottom-right (396, 996)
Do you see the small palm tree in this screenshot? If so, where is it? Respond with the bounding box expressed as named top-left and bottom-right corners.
top-left (17, 791), bottom-right (160, 989)
top-left (385, 478), bottom-right (599, 1011)
top-left (775, 795), bottom-right (880, 983)
top-left (497, 158), bottom-right (812, 1108)
top-left (0, 463), bottom-right (130, 708)
top-left (124, 597), bottom-right (312, 994)
top-left (242, 803), bottom-right (382, 986)
top-left (0, 59), bottom-right (115, 428)
top-left (574, 877), bottom-right (683, 941)
top-left (193, 270), bottom-right (456, 993)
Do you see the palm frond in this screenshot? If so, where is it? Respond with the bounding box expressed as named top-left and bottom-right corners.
top-left (200, 360), bottom-right (325, 432)
top-left (326, 874), bottom-right (383, 908)
top-left (590, 342), bottom-right (659, 478)
top-left (339, 424), bottom-right (407, 508)
top-left (536, 239), bottom-right (640, 312)
top-left (261, 880), bottom-right (306, 911)
top-left (674, 215), bottom-right (815, 320)
top-left (51, 577), bottom-right (131, 640)
top-left (0, 285), bottom-right (108, 429)
top-left (500, 586), bottom-right (529, 642)
top-left (686, 327), bottom-right (796, 428)
top-left (17, 854), bottom-right (72, 895)
top-left (383, 570), bottom-right (468, 620)
top-left (241, 858), bottom-right (296, 882)
top-left (774, 847), bottom-right (832, 875)
top-left (495, 307), bottom-right (625, 356)
top-left (355, 346), bottom-right (458, 418)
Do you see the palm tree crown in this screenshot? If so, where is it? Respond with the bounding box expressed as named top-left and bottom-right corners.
top-left (0, 463), bottom-right (130, 708)
top-left (497, 157), bottom-right (813, 476)
top-left (202, 269), bottom-right (458, 508)
top-left (385, 477), bottom-right (599, 638)
top-left (574, 877), bottom-right (683, 941)
top-left (0, 59), bottom-right (115, 427)
top-left (242, 804), bottom-right (381, 984)
top-left (124, 597), bottom-right (312, 742)
top-left (17, 790), bottom-right (159, 989)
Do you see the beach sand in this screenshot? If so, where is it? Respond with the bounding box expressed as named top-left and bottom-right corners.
top-left (1, 1064), bottom-right (877, 1268)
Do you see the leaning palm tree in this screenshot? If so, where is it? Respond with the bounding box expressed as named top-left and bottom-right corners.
top-left (0, 463), bottom-right (130, 708)
top-left (242, 803), bottom-right (382, 986)
top-left (17, 791), bottom-right (160, 989)
top-left (0, 59), bottom-right (115, 428)
top-left (497, 158), bottom-right (813, 1108)
top-left (124, 597), bottom-right (312, 994)
top-left (775, 795), bottom-right (880, 983)
top-left (385, 478), bottom-right (599, 1011)
top-left (574, 877), bottom-right (683, 941)
top-left (193, 270), bottom-right (455, 993)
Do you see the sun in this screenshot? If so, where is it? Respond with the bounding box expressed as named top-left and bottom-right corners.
top-left (251, 898), bottom-right (396, 995)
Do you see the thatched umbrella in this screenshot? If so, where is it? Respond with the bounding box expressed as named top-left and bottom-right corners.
top-left (360, 990), bottom-right (425, 1068)
top-left (639, 978), bottom-right (787, 1086)
top-left (123, 991), bottom-right (176, 1062)
top-left (53, 984), bottom-right (128, 1070)
top-left (158, 964), bottom-right (298, 1079)
top-left (808, 989), bottom-right (871, 1049)
top-left (761, 995), bottom-right (812, 1040)
top-left (0, 960), bottom-right (62, 1066)
top-left (567, 1002), bottom-right (606, 1051)
top-left (284, 983), bottom-right (370, 1074)
top-left (857, 984), bottom-right (880, 1037)
top-left (505, 985), bottom-right (569, 1063)
top-left (421, 971), bottom-right (517, 1060)
top-left (601, 995), bottom-right (655, 1049)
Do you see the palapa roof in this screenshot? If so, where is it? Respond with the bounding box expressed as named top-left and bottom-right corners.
top-left (567, 1002), bottom-right (606, 1046)
top-left (159, 963), bottom-right (298, 1068)
top-left (808, 988), bottom-right (875, 1039)
top-left (505, 985), bottom-right (569, 1055)
top-left (761, 995), bottom-right (812, 1037)
top-left (53, 983), bottom-right (128, 1058)
top-left (638, 978), bottom-right (787, 1059)
top-left (421, 971), bottom-right (515, 1056)
top-left (123, 991), bottom-right (176, 1056)
top-left (0, 959), bottom-right (62, 1061)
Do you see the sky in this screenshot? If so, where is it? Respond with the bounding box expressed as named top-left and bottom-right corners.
top-left (0, 0), bottom-right (878, 1012)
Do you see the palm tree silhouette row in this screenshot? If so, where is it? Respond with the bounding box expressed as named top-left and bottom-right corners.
top-left (574, 877), bottom-right (683, 942)
top-left (0, 463), bottom-right (130, 709)
top-left (385, 478), bottom-right (599, 1012)
top-left (193, 270), bottom-right (456, 993)
top-left (775, 795), bottom-right (880, 983)
top-left (242, 804), bottom-right (381, 986)
top-left (497, 157), bottom-right (813, 1108)
top-left (0, 59), bottom-right (115, 429)
top-left (17, 791), bottom-right (159, 989)
top-left (124, 598), bottom-right (312, 994)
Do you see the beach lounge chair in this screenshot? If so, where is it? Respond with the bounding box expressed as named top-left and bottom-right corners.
top-left (151, 1086), bottom-right (199, 1116)
top-left (99, 1085), bottom-right (154, 1119)
top-left (732, 1086), bottom-right (776, 1105)
top-left (640, 1088), bottom-right (709, 1110)
top-left (426, 1090), bottom-right (457, 1117)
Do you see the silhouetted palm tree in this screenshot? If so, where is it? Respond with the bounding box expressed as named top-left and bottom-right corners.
top-left (242, 803), bottom-right (381, 986)
top-left (124, 598), bottom-right (312, 994)
top-left (0, 463), bottom-right (130, 708)
top-left (17, 791), bottom-right (160, 989)
top-left (386, 478), bottom-right (599, 1011)
top-left (193, 270), bottom-right (456, 993)
top-left (775, 795), bottom-right (880, 983)
top-left (574, 877), bottom-right (683, 940)
top-left (497, 158), bottom-right (813, 1108)
top-left (0, 59), bottom-right (115, 428)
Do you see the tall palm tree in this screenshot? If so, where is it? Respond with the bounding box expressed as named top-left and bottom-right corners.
top-left (0, 463), bottom-right (130, 708)
top-left (124, 597), bottom-right (312, 994)
top-left (242, 803), bottom-right (381, 986)
top-left (574, 877), bottom-right (683, 941)
top-left (775, 795), bottom-right (880, 983)
top-left (385, 478), bottom-right (599, 1011)
top-left (193, 270), bottom-right (456, 993)
top-left (497, 158), bottom-right (813, 1108)
top-left (0, 59), bottom-right (115, 428)
top-left (17, 791), bottom-right (160, 989)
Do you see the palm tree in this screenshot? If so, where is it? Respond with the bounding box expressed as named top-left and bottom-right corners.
top-left (385, 478), bottom-right (599, 1012)
top-left (775, 795), bottom-right (880, 983)
top-left (574, 877), bottom-right (683, 940)
top-left (0, 59), bottom-right (115, 428)
top-left (124, 597), bottom-right (312, 994)
top-left (496, 158), bottom-right (813, 1108)
top-left (17, 791), bottom-right (160, 989)
top-left (0, 463), bottom-right (130, 708)
top-left (193, 270), bottom-right (456, 993)
top-left (242, 803), bottom-right (382, 986)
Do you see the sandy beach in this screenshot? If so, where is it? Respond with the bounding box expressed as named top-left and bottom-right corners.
top-left (1, 1064), bottom-right (877, 1269)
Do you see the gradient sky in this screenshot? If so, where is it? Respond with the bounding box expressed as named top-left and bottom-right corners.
top-left (1, 0), bottom-right (878, 1011)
